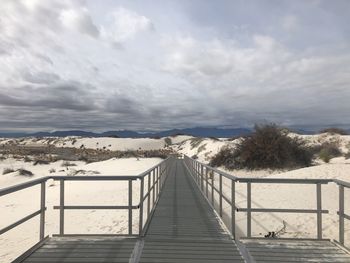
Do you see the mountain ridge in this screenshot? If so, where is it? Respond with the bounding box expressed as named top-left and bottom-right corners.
top-left (0, 127), bottom-right (252, 138)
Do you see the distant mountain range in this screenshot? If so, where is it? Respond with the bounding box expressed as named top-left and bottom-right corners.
top-left (0, 127), bottom-right (252, 138)
top-left (1, 126), bottom-right (347, 139)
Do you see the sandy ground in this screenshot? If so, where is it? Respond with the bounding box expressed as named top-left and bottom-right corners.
top-left (0, 157), bottom-right (161, 263)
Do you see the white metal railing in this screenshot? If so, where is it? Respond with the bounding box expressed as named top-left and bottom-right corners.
top-left (184, 155), bottom-right (348, 249)
top-left (0, 157), bottom-right (174, 245)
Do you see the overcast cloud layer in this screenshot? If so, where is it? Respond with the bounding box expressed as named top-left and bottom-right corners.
top-left (0, 0), bottom-right (350, 132)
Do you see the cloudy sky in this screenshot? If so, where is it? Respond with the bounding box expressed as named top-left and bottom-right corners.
top-left (0, 0), bottom-right (350, 132)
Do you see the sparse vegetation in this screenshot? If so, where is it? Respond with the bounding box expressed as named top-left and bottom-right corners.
top-left (197, 144), bottom-right (207, 153)
top-left (61, 161), bottom-right (77, 167)
top-left (320, 128), bottom-right (348, 135)
top-left (316, 142), bottom-right (342, 163)
top-left (190, 138), bottom-right (203, 149)
top-left (3, 168), bottom-right (15, 175)
top-left (33, 159), bottom-right (50, 165)
top-left (210, 124), bottom-right (313, 170)
top-left (164, 137), bottom-right (172, 146)
top-left (24, 156), bottom-right (32, 162)
top-left (17, 169), bottom-right (33, 177)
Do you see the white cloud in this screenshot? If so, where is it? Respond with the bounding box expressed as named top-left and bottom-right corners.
top-left (60, 7), bottom-right (99, 38)
top-left (101, 7), bottom-right (153, 44)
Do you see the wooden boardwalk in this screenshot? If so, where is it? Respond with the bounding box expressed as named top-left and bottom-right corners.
top-left (14, 159), bottom-right (350, 262)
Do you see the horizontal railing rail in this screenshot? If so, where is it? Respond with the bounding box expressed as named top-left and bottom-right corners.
top-left (184, 155), bottom-right (349, 248)
top-left (236, 177), bottom-right (329, 240)
top-left (0, 157), bottom-right (174, 244)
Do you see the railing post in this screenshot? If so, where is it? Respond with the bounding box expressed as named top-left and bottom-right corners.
top-left (211, 172), bottom-right (214, 206)
top-left (201, 165), bottom-right (204, 191)
top-left (128, 179), bottom-right (132, 235)
top-left (206, 168), bottom-right (209, 198)
top-left (39, 181), bottom-right (46, 240)
top-left (219, 175), bottom-right (223, 217)
top-left (156, 166), bottom-right (159, 196)
top-left (316, 183), bottom-right (322, 239)
top-left (147, 173), bottom-right (151, 217)
top-left (139, 178), bottom-right (144, 235)
top-left (152, 169), bottom-right (155, 205)
top-left (231, 180), bottom-right (235, 239)
top-left (339, 185), bottom-right (345, 245)
top-left (247, 182), bottom-right (252, 238)
top-left (196, 162), bottom-right (199, 184)
top-left (59, 179), bottom-right (64, 235)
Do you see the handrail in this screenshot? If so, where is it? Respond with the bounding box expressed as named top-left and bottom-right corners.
top-left (0, 157), bottom-right (173, 242)
top-left (184, 155), bottom-right (349, 248)
top-left (184, 155), bottom-right (237, 239)
top-left (0, 177), bottom-right (48, 196)
top-left (237, 177), bottom-right (331, 184)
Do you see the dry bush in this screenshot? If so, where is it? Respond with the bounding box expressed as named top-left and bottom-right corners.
top-left (313, 142), bottom-right (342, 163)
top-left (24, 156), bottom-right (32, 162)
top-left (33, 159), bottom-right (50, 165)
top-left (17, 169), bottom-right (33, 177)
top-left (210, 124), bottom-right (312, 170)
top-left (3, 168), bottom-right (14, 175)
top-left (61, 161), bottom-right (77, 167)
top-left (164, 137), bottom-right (172, 146)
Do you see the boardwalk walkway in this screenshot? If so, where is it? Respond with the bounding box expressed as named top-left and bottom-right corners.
top-left (139, 159), bottom-right (244, 262)
top-left (11, 158), bottom-right (350, 262)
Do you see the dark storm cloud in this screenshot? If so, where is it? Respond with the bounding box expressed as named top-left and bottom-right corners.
top-left (22, 71), bottom-right (61, 84)
top-left (0, 81), bottom-right (97, 111)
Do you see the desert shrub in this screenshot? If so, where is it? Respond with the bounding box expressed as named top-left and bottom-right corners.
top-left (17, 169), bottom-right (33, 177)
top-left (345, 152), bottom-right (350, 159)
top-left (164, 137), bottom-right (172, 146)
top-left (210, 124), bottom-right (312, 170)
top-left (24, 156), bottom-right (32, 162)
top-left (33, 159), bottom-right (50, 165)
top-left (316, 142), bottom-right (342, 163)
top-left (3, 168), bottom-right (15, 175)
top-left (209, 147), bottom-right (236, 169)
top-left (61, 161), bottom-right (77, 167)
top-left (320, 128), bottom-right (348, 135)
top-left (49, 168), bottom-right (56, 173)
